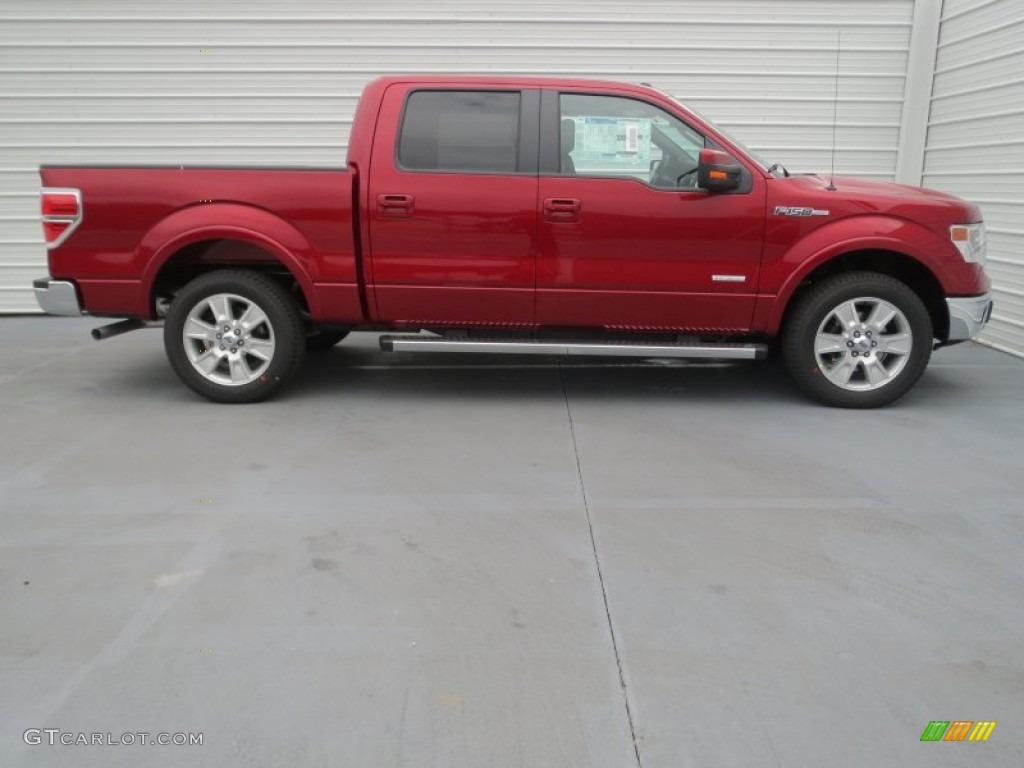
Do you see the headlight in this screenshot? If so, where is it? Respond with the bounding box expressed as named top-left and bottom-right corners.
top-left (950, 222), bottom-right (986, 264)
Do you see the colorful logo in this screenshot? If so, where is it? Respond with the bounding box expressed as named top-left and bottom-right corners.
top-left (921, 721), bottom-right (997, 742)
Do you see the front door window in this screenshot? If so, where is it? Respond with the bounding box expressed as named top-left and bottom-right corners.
top-left (559, 93), bottom-right (706, 190)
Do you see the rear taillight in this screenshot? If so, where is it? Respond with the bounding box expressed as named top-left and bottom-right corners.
top-left (43, 220), bottom-right (74, 242)
top-left (41, 187), bottom-right (82, 248)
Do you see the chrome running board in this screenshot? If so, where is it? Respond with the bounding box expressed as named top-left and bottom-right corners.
top-left (380, 335), bottom-right (767, 360)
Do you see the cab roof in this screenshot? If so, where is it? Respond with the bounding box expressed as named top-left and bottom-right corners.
top-left (366, 75), bottom-right (668, 99)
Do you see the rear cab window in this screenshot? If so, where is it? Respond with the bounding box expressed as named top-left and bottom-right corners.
top-left (397, 90), bottom-right (530, 174)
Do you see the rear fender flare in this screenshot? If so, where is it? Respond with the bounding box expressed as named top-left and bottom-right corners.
top-left (138, 203), bottom-right (320, 319)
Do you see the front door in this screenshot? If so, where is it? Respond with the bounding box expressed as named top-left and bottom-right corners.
top-left (537, 90), bottom-right (765, 333)
top-left (368, 86), bottom-right (539, 327)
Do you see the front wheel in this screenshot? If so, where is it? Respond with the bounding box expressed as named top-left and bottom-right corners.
top-left (782, 272), bottom-right (932, 408)
top-left (164, 270), bottom-right (306, 403)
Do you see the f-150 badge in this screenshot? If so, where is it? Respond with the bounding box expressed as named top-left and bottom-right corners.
top-left (773, 206), bottom-right (830, 217)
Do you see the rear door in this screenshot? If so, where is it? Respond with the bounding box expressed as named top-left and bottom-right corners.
top-left (536, 89), bottom-right (765, 332)
top-left (368, 86), bottom-right (540, 326)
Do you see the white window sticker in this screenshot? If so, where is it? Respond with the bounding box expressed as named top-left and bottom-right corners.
top-left (624, 123), bottom-right (638, 153)
top-left (571, 116), bottom-right (651, 177)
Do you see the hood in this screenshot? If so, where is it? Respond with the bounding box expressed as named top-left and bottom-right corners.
top-left (805, 174), bottom-right (961, 201)
top-left (770, 173), bottom-right (980, 222)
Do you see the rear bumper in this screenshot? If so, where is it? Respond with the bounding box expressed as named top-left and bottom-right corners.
top-left (946, 293), bottom-right (993, 342)
top-left (33, 278), bottom-right (84, 316)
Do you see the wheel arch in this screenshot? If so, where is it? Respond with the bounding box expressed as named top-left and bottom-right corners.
top-left (771, 249), bottom-right (949, 342)
top-left (138, 204), bottom-right (320, 320)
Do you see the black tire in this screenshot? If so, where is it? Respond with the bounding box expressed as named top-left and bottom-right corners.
top-left (163, 270), bottom-right (306, 403)
top-left (306, 329), bottom-right (349, 350)
top-left (781, 271), bottom-right (932, 408)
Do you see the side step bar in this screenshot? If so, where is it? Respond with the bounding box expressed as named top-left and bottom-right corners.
top-left (380, 335), bottom-right (767, 360)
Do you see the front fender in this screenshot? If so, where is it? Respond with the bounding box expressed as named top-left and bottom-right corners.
top-left (138, 203), bottom-right (321, 319)
top-left (757, 215), bottom-right (953, 334)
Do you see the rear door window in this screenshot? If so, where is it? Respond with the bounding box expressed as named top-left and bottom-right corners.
top-left (398, 91), bottom-right (521, 174)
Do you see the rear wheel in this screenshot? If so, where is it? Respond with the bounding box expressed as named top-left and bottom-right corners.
top-left (164, 270), bottom-right (306, 403)
top-left (782, 272), bottom-right (932, 408)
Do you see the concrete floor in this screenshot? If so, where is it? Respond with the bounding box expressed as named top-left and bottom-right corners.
top-left (1, 316), bottom-right (1023, 767)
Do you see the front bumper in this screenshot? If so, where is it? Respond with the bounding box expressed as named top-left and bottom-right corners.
top-left (946, 293), bottom-right (993, 342)
top-left (33, 278), bottom-right (83, 316)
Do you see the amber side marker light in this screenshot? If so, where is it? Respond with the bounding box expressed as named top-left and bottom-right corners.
top-left (949, 222), bottom-right (986, 263)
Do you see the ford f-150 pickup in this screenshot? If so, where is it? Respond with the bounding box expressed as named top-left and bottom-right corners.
top-left (34, 76), bottom-right (993, 407)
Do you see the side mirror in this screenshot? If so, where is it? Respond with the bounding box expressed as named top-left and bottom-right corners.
top-left (698, 148), bottom-right (742, 193)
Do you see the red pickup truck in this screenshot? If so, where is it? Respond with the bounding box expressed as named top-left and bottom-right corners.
top-left (35, 76), bottom-right (992, 407)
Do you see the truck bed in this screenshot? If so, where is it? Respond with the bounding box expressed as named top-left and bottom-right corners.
top-left (40, 165), bottom-right (360, 321)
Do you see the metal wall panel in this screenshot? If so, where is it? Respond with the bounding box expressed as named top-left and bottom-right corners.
top-left (924, 0), bottom-right (1024, 356)
top-left (0, 0), bottom-right (913, 312)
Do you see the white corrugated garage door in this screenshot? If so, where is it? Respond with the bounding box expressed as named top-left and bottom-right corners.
top-left (924, 0), bottom-right (1024, 357)
top-left (0, 0), bottom-right (913, 313)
